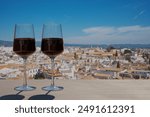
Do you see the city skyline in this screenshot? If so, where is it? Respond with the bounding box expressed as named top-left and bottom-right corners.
top-left (0, 0), bottom-right (150, 44)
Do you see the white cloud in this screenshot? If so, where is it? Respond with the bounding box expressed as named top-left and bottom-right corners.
top-left (118, 25), bottom-right (141, 32)
top-left (66, 25), bottom-right (150, 44)
top-left (83, 27), bottom-right (115, 34)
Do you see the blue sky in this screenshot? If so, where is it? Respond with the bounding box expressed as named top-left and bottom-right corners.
top-left (0, 0), bottom-right (150, 44)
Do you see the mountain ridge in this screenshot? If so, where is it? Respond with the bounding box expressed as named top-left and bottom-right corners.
top-left (0, 40), bottom-right (150, 49)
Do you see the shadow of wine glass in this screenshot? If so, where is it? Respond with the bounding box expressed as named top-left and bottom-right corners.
top-left (0, 91), bottom-right (25, 100)
top-left (28, 91), bottom-right (55, 100)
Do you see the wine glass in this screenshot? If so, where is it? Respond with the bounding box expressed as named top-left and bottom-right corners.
top-left (13, 24), bottom-right (36, 91)
top-left (41, 23), bottom-right (64, 91)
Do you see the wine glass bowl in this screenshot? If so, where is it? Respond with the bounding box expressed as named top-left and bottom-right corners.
top-left (13, 24), bottom-right (36, 91)
top-left (41, 23), bottom-right (64, 91)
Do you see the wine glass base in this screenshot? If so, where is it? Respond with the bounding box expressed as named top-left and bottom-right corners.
top-left (14, 85), bottom-right (36, 91)
top-left (42, 86), bottom-right (64, 91)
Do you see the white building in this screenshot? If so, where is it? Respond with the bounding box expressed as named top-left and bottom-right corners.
top-left (0, 68), bottom-right (21, 79)
top-left (59, 60), bottom-right (77, 79)
top-left (27, 68), bottom-right (39, 77)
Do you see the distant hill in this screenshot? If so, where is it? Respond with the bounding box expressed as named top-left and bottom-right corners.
top-left (65, 44), bottom-right (150, 49)
top-left (0, 40), bottom-right (13, 47)
top-left (0, 40), bottom-right (150, 49)
top-left (111, 44), bottom-right (150, 49)
top-left (0, 40), bottom-right (41, 47)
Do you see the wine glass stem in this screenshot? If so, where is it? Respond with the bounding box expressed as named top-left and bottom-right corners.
top-left (23, 57), bottom-right (27, 87)
top-left (50, 57), bottom-right (55, 86)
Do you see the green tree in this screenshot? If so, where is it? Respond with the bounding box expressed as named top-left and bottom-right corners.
top-left (116, 61), bottom-right (120, 68)
top-left (107, 45), bottom-right (115, 52)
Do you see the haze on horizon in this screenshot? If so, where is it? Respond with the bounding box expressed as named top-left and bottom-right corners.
top-left (0, 0), bottom-right (150, 44)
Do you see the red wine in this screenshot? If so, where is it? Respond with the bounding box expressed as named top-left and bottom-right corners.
top-left (13, 38), bottom-right (36, 57)
top-left (41, 38), bottom-right (64, 57)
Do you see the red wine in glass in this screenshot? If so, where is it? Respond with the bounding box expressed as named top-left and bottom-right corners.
top-left (41, 38), bottom-right (64, 57)
top-left (13, 38), bottom-right (36, 57)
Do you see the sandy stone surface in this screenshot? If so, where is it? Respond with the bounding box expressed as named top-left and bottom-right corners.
top-left (0, 79), bottom-right (150, 100)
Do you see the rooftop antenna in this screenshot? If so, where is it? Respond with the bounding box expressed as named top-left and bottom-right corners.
top-left (90, 44), bottom-right (92, 48)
